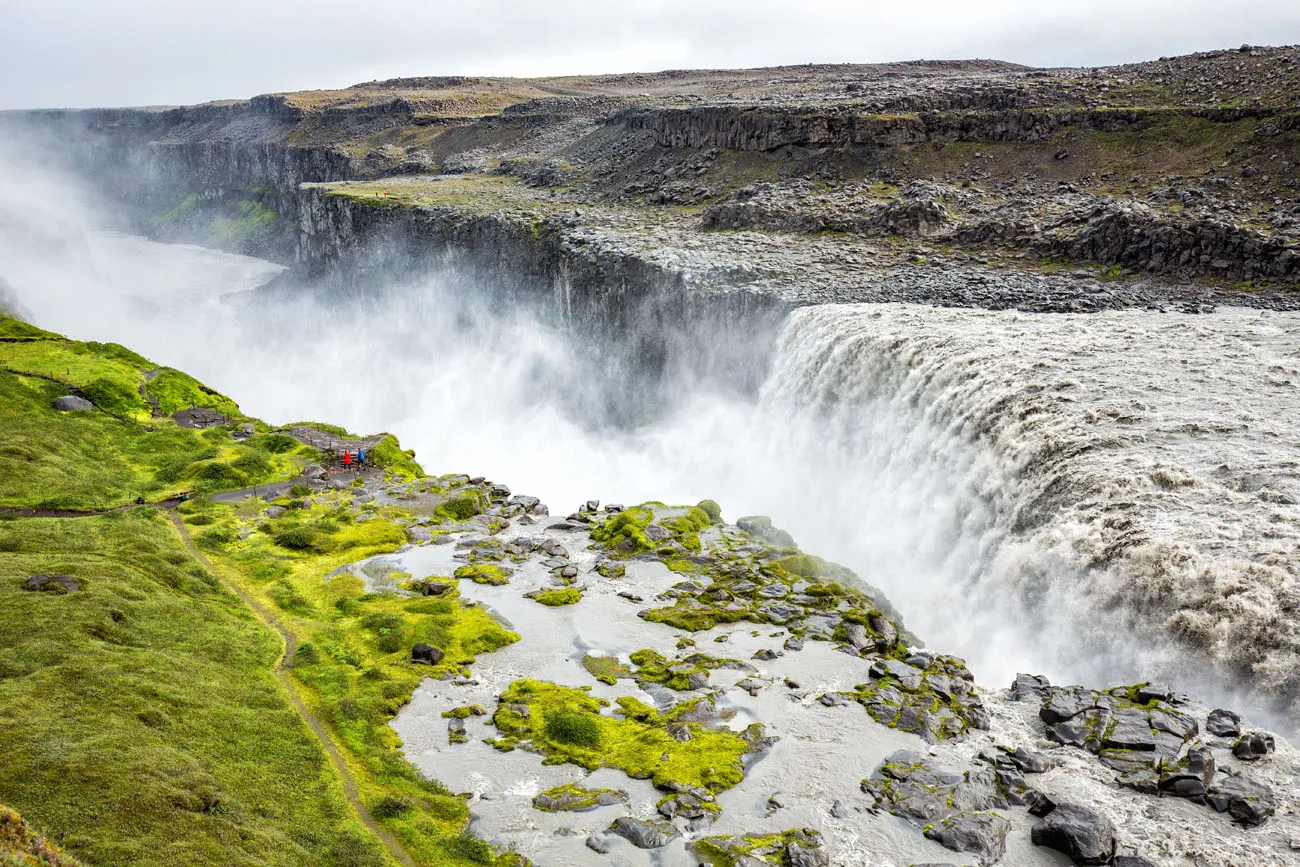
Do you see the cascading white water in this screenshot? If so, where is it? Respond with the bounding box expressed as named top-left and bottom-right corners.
top-left (763, 304), bottom-right (1300, 719)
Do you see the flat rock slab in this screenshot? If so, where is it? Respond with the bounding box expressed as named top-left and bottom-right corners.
top-left (24, 573), bottom-right (80, 593)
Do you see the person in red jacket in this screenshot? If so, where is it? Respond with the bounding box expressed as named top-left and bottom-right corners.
top-left (343, 450), bottom-right (352, 472)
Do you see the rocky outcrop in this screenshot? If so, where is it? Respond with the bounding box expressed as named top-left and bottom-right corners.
top-left (960, 199), bottom-right (1300, 283)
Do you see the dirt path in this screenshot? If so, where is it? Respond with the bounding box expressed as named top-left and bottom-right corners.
top-left (166, 512), bottom-right (418, 867)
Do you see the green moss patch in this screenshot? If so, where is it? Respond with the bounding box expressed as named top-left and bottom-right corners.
top-left (628, 648), bottom-right (730, 690)
top-left (454, 563), bottom-right (512, 586)
top-left (590, 503), bottom-right (712, 557)
top-left (580, 654), bottom-right (632, 685)
top-left (532, 587), bottom-right (582, 606)
top-left (690, 828), bottom-right (827, 866)
top-left (492, 679), bottom-right (751, 793)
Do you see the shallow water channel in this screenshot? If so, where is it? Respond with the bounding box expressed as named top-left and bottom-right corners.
top-left (367, 515), bottom-right (1070, 867)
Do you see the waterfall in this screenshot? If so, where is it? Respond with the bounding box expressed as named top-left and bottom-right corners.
top-left (760, 304), bottom-right (1300, 715)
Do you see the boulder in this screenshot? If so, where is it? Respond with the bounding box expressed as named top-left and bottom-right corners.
top-left (1231, 731), bottom-right (1275, 761)
top-left (923, 812), bottom-right (1010, 864)
top-left (421, 582), bottom-right (451, 596)
top-left (787, 839), bottom-right (830, 867)
top-left (584, 836), bottom-right (609, 854)
top-left (52, 395), bottom-right (95, 412)
top-left (609, 816), bottom-right (678, 849)
top-left (1206, 773), bottom-right (1277, 826)
top-left (843, 622), bottom-right (870, 649)
top-left (1030, 803), bottom-right (1117, 864)
top-left (410, 643), bottom-right (444, 665)
top-left (23, 573), bottom-right (80, 593)
top-left (1206, 708), bottom-right (1242, 737)
top-left (534, 786), bottom-right (626, 812)
top-left (406, 527), bottom-right (434, 544)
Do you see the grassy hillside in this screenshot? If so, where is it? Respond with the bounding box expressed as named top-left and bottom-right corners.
top-left (0, 316), bottom-right (311, 510)
top-left (0, 510), bottom-right (391, 866)
top-left (0, 317), bottom-right (522, 866)
top-left (1, 804), bottom-right (81, 866)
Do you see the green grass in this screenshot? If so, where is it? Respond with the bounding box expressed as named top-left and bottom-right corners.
top-left (146, 369), bottom-right (240, 418)
top-left (0, 319), bottom-right (326, 509)
top-left (0, 510), bottom-right (390, 867)
top-left (184, 492), bottom-right (520, 865)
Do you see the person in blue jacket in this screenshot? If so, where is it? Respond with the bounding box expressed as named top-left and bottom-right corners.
top-left (358, 448), bottom-right (366, 470)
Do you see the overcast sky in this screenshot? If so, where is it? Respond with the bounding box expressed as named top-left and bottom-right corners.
top-left (3, 1), bottom-right (1298, 109)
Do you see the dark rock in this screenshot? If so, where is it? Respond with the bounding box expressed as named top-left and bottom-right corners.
top-left (1040, 685), bottom-right (1096, 724)
top-left (421, 581), bottom-right (450, 596)
top-left (783, 636), bottom-right (805, 652)
top-left (1006, 747), bottom-right (1052, 774)
top-left (752, 648), bottom-right (781, 661)
top-left (1206, 773), bottom-right (1277, 826)
top-left (1030, 803), bottom-right (1116, 865)
top-left (1045, 720), bottom-right (1090, 749)
top-left (1206, 708), bottom-right (1242, 738)
top-left (1026, 790), bottom-right (1057, 817)
top-left (1134, 683), bottom-right (1173, 703)
top-left (924, 812), bottom-right (1009, 864)
top-left (609, 816), bottom-right (678, 849)
top-left (447, 718), bottom-right (467, 744)
top-left (52, 395), bottom-right (95, 412)
top-left (787, 839), bottom-right (830, 867)
top-left (410, 643), bottom-right (444, 665)
top-left (1231, 731), bottom-right (1275, 761)
top-left (23, 573), bottom-right (80, 593)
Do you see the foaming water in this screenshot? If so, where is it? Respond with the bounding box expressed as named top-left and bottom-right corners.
top-left (6, 226), bottom-right (1300, 720)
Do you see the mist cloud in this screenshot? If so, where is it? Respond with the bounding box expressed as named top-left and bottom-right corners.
top-left (3, 0), bottom-right (1298, 109)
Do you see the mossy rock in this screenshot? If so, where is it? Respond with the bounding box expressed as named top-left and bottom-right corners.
top-left (453, 563), bottom-right (512, 585)
top-left (533, 587), bottom-right (582, 606)
top-left (531, 782), bottom-right (628, 813)
top-left (581, 654), bottom-right (632, 685)
top-left (492, 679), bottom-right (750, 792)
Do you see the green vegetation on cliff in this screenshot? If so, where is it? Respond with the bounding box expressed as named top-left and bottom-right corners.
top-left (0, 315), bottom-right (525, 866)
top-left (0, 510), bottom-right (387, 867)
top-left (0, 804), bottom-right (81, 866)
top-left (0, 317), bottom-right (310, 510)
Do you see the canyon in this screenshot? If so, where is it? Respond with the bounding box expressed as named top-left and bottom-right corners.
top-left (1, 45), bottom-right (1299, 867)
